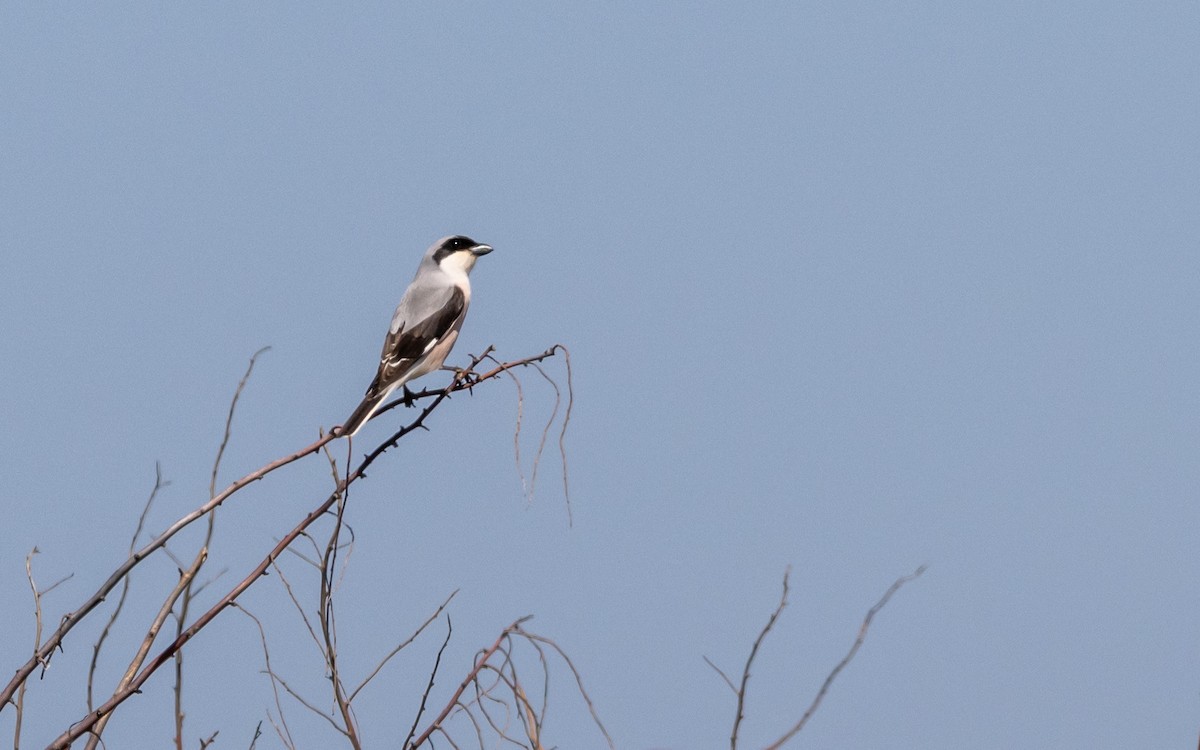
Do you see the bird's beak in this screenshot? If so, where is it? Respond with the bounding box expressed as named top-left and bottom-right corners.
top-left (471, 244), bottom-right (494, 257)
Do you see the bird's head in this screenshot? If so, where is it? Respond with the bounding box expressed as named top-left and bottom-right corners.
top-left (429, 235), bottom-right (493, 276)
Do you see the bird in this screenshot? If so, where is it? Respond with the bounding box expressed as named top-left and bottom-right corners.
top-left (338, 235), bottom-right (494, 437)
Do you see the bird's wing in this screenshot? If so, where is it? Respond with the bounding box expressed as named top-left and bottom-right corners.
top-left (373, 283), bottom-right (467, 390)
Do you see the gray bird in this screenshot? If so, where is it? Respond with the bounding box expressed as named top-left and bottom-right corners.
top-left (339, 235), bottom-right (493, 437)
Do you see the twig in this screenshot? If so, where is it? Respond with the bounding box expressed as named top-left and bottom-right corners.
top-left (176, 347), bottom-right (268, 749)
top-left (88, 463), bottom-right (168, 712)
top-left (483, 353), bottom-right (529, 502)
top-left (483, 346), bottom-right (575, 525)
top-left (519, 635), bottom-right (551, 740)
top-left (407, 616), bottom-right (532, 749)
top-left (14, 549), bottom-right (42, 749)
top-left (232, 604), bottom-right (297, 750)
top-left (404, 615), bottom-right (454, 749)
top-left (350, 590), bottom-right (459, 703)
top-left (247, 720), bottom-right (263, 750)
top-left (764, 565), bottom-right (927, 749)
top-left (269, 560), bottom-right (324, 654)
top-left (267, 670), bottom-right (351, 738)
top-left (553, 347), bottom-right (574, 525)
top-left (703, 656), bottom-right (738, 696)
top-left (515, 626), bottom-right (614, 749)
top-left (731, 567), bottom-right (790, 749)
top-left (85, 551), bottom-right (207, 749)
top-left (319, 479), bottom-right (361, 750)
top-left (14, 549), bottom-right (72, 748)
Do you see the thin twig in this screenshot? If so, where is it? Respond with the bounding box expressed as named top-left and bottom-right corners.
top-left (268, 671), bottom-right (352, 738)
top-left (14, 549), bottom-right (42, 748)
top-left (86, 550), bottom-right (207, 749)
top-left (484, 353), bottom-right (529, 502)
top-left (232, 604), bottom-right (297, 750)
top-left (703, 656), bottom-right (738, 696)
top-left (176, 346), bottom-right (269, 749)
top-left (764, 565), bottom-right (927, 749)
top-left (88, 463), bottom-right (168, 712)
top-left (554, 346), bottom-right (574, 526)
top-left (15, 551), bottom-right (72, 749)
top-left (269, 559), bottom-right (324, 654)
top-left (247, 720), bottom-right (263, 750)
top-left (319, 478), bottom-right (361, 749)
top-left (731, 567), bottom-right (790, 749)
top-left (407, 616), bottom-right (532, 749)
top-left (350, 590), bottom-right (459, 703)
top-left (515, 626), bottom-right (614, 749)
top-left (404, 615), bottom-right (454, 749)
top-left (520, 635), bottom-right (551, 739)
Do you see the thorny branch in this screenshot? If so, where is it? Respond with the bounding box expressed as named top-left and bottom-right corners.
top-left (42, 345), bottom-right (570, 748)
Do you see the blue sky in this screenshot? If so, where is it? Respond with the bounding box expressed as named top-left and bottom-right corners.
top-left (2, 3), bottom-right (1198, 748)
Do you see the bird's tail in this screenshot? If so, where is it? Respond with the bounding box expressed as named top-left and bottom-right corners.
top-left (338, 388), bottom-right (391, 438)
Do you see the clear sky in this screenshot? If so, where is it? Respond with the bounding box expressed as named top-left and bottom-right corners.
top-left (2, 3), bottom-right (1198, 748)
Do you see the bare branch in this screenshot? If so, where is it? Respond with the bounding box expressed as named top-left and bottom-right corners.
top-left (47, 347), bottom-right (562, 747)
top-left (350, 590), bottom-right (459, 703)
top-left (268, 670), bottom-right (351, 738)
top-left (407, 616), bottom-right (532, 749)
top-left (88, 463), bottom-right (169, 713)
top-left (1, 430), bottom-right (335, 710)
top-left (404, 615), bottom-right (454, 749)
top-left (269, 560), bottom-right (324, 655)
top-left (177, 346), bottom-right (269, 749)
top-left (14, 549), bottom-right (71, 748)
top-left (553, 346), bottom-right (574, 525)
top-left (485, 346), bottom-right (575, 525)
top-left (731, 566), bottom-right (790, 749)
top-left (703, 656), bottom-right (738, 696)
top-left (518, 635), bottom-right (551, 739)
top-left (483, 353), bottom-right (529, 502)
top-left (14, 549), bottom-right (42, 748)
top-left (524, 362), bottom-right (559, 507)
top-left (319, 480), bottom-right (361, 750)
top-left (247, 720), bottom-right (263, 750)
top-left (232, 604), bottom-right (297, 750)
top-left (515, 626), bottom-right (614, 750)
top-left (86, 551), bottom-right (207, 749)
top-left (764, 565), bottom-right (926, 749)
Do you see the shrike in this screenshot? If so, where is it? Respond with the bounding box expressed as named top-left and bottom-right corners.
top-left (338, 235), bottom-right (493, 437)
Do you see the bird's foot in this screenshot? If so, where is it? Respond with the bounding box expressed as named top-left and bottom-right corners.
top-left (442, 365), bottom-right (479, 386)
top-left (401, 385), bottom-right (418, 407)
